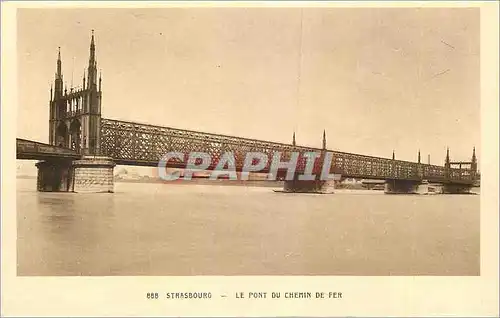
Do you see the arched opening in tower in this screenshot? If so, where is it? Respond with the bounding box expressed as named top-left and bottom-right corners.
top-left (69, 119), bottom-right (82, 153)
top-left (55, 122), bottom-right (69, 148)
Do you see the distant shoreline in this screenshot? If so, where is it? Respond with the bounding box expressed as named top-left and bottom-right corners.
top-left (16, 176), bottom-right (479, 191)
top-left (15, 175), bottom-right (380, 190)
top-left (116, 178), bottom-right (285, 188)
top-left (113, 178), bottom-right (377, 190)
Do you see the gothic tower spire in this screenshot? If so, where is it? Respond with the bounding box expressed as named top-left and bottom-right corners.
top-left (87, 30), bottom-right (97, 88)
top-left (418, 149), bottom-right (421, 164)
top-left (292, 132), bottom-right (296, 146)
top-left (90, 29), bottom-right (95, 62)
top-left (322, 130), bottom-right (326, 150)
top-left (84, 29), bottom-right (102, 155)
top-left (471, 146), bottom-right (477, 172)
top-left (57, 47), bottom-right (62, 77)
top-left (54, 47), bottom-right (63, 98)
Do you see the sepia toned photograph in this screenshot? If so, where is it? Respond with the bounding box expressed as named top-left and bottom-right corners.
top-left (15, 6), bottom-right (481, 278)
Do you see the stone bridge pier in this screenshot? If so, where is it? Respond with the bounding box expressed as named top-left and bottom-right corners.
top-left (384, 179), bottom-right (421, 194)
top-left (282, 173), bottom-right (335, 194)
top-left (36, 159), bottom-right (75, 192)
top-left (72, 156), bottom-right (116, 193)
top-left (442, 183), bottom-right (473, 194)
top-left (36, 156), bottom-right (115, 193)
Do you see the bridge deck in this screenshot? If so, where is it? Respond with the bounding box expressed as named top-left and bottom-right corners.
top-left (16, 138), bottom-right (80, 160)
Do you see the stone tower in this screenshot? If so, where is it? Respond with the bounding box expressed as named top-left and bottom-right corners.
top-left (49, 30), bottom-right (102, 155)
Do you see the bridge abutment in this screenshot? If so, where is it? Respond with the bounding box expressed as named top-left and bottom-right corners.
top-left (72, 156), bottom-right (116, 193)
top-left (384, 179), bottom-right (420, 194)
top-left (36, 160), bottom-right (74, 192)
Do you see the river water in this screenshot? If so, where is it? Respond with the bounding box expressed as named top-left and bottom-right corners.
top-left (17, 178), bottom-right (480, 276)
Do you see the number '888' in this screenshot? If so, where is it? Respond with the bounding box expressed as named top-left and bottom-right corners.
top-left (147, 292), bottom-right (159, 299)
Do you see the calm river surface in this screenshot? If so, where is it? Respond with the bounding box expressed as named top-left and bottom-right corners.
top-left (17, 178), bottom-right (480, 276)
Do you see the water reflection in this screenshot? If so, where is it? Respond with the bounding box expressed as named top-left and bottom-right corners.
top-left (38, 194), bottom-right (76, 235)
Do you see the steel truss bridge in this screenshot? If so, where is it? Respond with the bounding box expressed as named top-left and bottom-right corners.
top-left (93, 118), bottom-right (475, 184)
top-left (17, 117), bottom-right (478, 185)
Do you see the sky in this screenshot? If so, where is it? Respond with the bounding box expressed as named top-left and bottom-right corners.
top-left (16, 7), bottom-right (480, 175)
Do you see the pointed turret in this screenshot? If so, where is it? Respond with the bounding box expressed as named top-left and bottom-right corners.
top-left (445, 147), bottom-right (450, 165)
top-left (418, 149), bottom-right (421, 164)
top-left (471, 146), bottom-right (477, 172)
top-left (292, 132), bottom-right (296, 146)
top-left (90, 29), bottom-right (95, 62)
top-left (54, 47), bottom-right (63, 98)
top-left (87, 30), bottom-right (97, 88)
top-left (392, 150), bottom-right (395, 160)
top-left (57, 47), bottom-right (62, 77)
top-left (322, 130), bottom-right (326, 150)
top-left (83, 69), bottom-right (86, 88)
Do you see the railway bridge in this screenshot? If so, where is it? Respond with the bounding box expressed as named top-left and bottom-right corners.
top-left (16, 32), bottom-right (479, 194)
